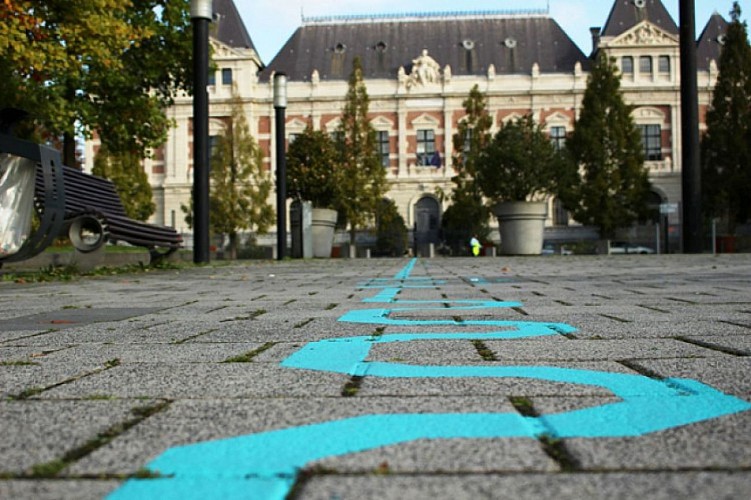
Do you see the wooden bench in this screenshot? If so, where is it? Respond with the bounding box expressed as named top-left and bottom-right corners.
top-left (35, 164), bottom-right (183, 263)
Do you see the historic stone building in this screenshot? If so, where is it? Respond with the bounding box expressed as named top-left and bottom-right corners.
top-left (85, 0), bottom-right (728, 249)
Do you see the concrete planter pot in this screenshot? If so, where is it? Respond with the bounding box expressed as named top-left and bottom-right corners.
top-left (311, 208), bottom-right (338, 258)
top-left (492, 201), bottom-right (547, 255)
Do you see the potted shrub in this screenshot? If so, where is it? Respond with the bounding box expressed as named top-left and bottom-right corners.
top-left (475, 114), bottom-right (565, 255)
top-left (286, 125), bottom-right (341, 257)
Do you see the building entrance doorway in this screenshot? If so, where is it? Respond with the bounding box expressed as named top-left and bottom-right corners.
top-left (413, 197), bottom-right (440, 256)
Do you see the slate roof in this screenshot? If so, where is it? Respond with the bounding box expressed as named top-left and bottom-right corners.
top-left (601, 0), bottom-right (678, 38)
top-left (696, 12), bottom-right (729, 71)
top-left (212, 0), bottom-right (258, 53)
top-left (262, 13), bottom-right (589, 82)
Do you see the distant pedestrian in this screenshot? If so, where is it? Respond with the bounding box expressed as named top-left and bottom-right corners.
top-left (470, 235), bottom-right (481, 256)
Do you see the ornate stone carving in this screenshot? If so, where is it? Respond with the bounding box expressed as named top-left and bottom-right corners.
top-left (407, 49), bottom-right (441, 89)
top-left (613, 21), bottom-right (678, 46)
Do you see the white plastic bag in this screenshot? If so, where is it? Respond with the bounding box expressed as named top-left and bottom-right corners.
top-left (0, 153), bottom-right (36, 256)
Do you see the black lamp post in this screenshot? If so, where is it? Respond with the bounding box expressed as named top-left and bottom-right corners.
top-left (191, 0), bottom-right (211, 263)
top-left (274, 73), bottom-right (288, 261)
top-left (679, 0), bottom-right (702, 253)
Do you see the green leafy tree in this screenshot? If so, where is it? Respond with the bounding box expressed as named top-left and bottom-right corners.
top-left (702, 2), bottom-right (751, 233)
top-left (334, 57), bottom-right (388, 245)
top-left (182, 90), bottom-right (274, 259)
top-left (560, 53), bottom-right (651, 239)
top-left (286, 125), bottom-right (341, 208)
top-left (0, 0), bottom-right (192, 165)
top-left (92, 145), bottom-right (155, 221)
top-left (476, 114), bottom-right (563, 202)
top-left (441, 85), bottom-right (492, 253)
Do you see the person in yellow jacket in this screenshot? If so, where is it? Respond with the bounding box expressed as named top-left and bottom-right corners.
top-left (470, 235), bottom-right (481, 256)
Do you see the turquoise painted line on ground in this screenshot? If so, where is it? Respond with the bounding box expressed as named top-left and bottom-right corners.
top-left (109, 258), bottom-right (751, 500)
top-left (110, 388), bottom-right (751, 500)
top-left (393, 258), bottom-right (417, 279)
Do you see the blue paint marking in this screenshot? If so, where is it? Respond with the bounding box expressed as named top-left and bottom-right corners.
top-left (110, 258), bottom-right (751, 500)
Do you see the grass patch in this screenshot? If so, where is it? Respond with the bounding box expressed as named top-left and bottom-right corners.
top-left (341, 376), bottom-right (364, 397)
top-left (293, 318), bottom-right (314, 329)
top-left (538, 434), bottom-right (579, 472)
top-left (223, 342), bottom-right (276, 363)
top-left (509, 396), bottom-right (536, 417)
top-left (0, 360), bottom-right (40, 367)
top-left (471, 340), bottom-right (498, 361)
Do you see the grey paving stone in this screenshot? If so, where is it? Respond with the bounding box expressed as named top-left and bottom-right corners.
top-left (0, 480), bottom-right (120, 500)
top-left (297, 471), bottom-right (751, 500)
top-left (0, 400), bottom-right (139, 473)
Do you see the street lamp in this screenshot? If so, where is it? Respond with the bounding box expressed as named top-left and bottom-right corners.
top-left (191, 0), bottom-right (212, 264)
top-left (274, 73), bottom-right (288, 261)
top-left (679, 0), bottom-right (702, 253)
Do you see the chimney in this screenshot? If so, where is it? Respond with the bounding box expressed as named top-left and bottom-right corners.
top-left (590, 27), bottom-right (601, 52)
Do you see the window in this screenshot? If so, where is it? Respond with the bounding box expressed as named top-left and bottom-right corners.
top-left (621, 56), bottom-right (634, 75)
top-left (377, 131), bottom-right (390, 167)
top-left (639, 124), bottom-right (662, 161)
top-left (208, 135), bottom-right (219, 171)
top-left (639, 56), bottom-right (653, 75)
top-left (658, 55), bottom-right (670, 75)
top-left (222, 68), bottom-right (233, 85)
top-left (549, 126), bottom-right (566, 152)
top-left (208, 135), bottom-right (219, 156)
top-left (208, 70), bottom-right (216, 86)
top-left (416, 129), bottom-right (435, 166)
top-left (287, 133), bottom-right (299, 145)
top-left (463, 128), bottom-right (473, 155)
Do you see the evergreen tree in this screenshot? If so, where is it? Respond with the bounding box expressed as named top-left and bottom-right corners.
top-left (374, 198), bottom-right (408, 257)
top-left (92, 145), bottom-right (156, 221)
top-left (702, 2), bottom-right (751, 233)
top-left (441, 85), bottom-right (492, 253)
top-left (560, 53), bottom-right (651, 239)
top-left (335, 57), bottom-right (388, 245)
top-left (182, 89), bottom-right (274, 259)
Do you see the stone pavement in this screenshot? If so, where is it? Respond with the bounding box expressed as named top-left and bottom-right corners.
top-left (0, 255), bottom-right (750, 499)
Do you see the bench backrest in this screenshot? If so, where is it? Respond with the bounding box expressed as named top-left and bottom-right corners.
top-left (59, 165), bottom-right (129, 217)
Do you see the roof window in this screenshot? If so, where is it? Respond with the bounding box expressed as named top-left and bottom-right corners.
top-left (504, 37), bottom-right (517, 49)
top-left (334, 43), bottom-right (347, 54)
top-left (462, 39), bottom-right (475, 50)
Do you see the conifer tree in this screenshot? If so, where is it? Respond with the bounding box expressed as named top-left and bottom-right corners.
top-left (702, 2), bottom-right (751, 233)
top-left (560, 53), bottom-right (651, 239)
top-left (183, 89), bottom-right (274, 258)
top-left (442, 85), bottom-right (492, 253)
top-left (335, 57), bottom-right (388, 245)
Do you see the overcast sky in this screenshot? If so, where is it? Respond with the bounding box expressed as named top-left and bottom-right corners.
top-left (232, 0), bottom-right (747, 64)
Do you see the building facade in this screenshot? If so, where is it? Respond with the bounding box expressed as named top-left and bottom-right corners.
top-left (85, 0), bottom-right (728, 248)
